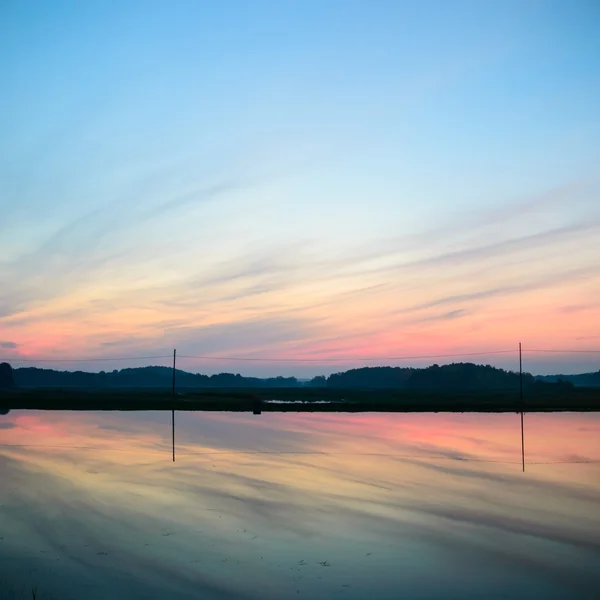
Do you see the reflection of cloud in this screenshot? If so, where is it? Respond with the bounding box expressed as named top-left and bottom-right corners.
top-left (1, 411), bottom-right (600, 599)
top-left (399, 457), bottom-right (600, 504)
top-left (174, 413), bottom-right (326, 455)
top-left (339, 503), bottom-right (599, 599)
top-left (403, 501), bottom-right (600, 552)
top-left (164, 472), bottom-right (321, 538)
top-left (0, 452), bottom-right (261, 600)
top-left (97, 423), bottom-right (129, 432)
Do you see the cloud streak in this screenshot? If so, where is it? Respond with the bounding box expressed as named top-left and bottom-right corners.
top-left (403, 264), bottom-right (600, 313)
top-left (1, 171), bottom-right (599, 374)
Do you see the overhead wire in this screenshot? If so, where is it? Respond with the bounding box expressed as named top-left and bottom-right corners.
top-left (176, 350), bottom-right (516, 362)
top-left (523, 349), bottom-right (600, 354)
top-left (0, 355), bottom-right (172, 363)
top-left (1, 348), bottom-right (598, 365)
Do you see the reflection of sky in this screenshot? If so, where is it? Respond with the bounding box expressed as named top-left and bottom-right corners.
top-left (1, 410), bottom-right (599, 599)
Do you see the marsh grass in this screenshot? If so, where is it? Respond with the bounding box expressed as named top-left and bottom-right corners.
top-left (0, 583), bottom-right (51, 600)
top-left (1, 385), bottom-right (599, 412)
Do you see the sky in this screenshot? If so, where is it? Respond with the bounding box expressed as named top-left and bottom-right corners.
top-left (1, 0), bottom-right (599, 376)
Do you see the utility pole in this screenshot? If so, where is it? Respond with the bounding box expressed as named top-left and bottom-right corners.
top-left (519, 342), bottom-right (524, 472)
top-left (172, 348), bottom-right (177, 397)
top-left (519, 342), bottom-right (523, 405)
top-left (172, 349), bottom-right (176, 462)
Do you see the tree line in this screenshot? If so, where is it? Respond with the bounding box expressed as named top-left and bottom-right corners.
top-left (1, 361), bottom-right (594, 390)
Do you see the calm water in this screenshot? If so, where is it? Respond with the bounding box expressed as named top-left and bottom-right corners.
top-left (1, 410), bottom-right (599, 599)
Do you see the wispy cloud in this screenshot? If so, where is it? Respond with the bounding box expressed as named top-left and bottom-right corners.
top-left (403, 264), bottom-right (600, 313)
top-left (560, 304), bottom-right (600, 314)
top-left (332, 178), bottom-right (600, 273)
top-left (161, 314), bottom-right (321, 357)
top-left (2, 171), bottom-right (599, 373)
top-left (141, 180), bottom-right (241, 220)
top-left (0, 177), bottom-right (244, 319)
top-left (418, 309), bottom-right (469, 322)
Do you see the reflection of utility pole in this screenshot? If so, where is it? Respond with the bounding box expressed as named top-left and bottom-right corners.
top-left (172, 349), bottom-right (176, 462)
top-left (520, 342), bottom-right (524, 472)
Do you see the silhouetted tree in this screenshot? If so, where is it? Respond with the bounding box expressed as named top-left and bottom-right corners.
top-left (9, 362), bottom-right (586, 391)
top-left (536, 370), bottom-right (600, 387)
top-left (0, 362), bottom-right (14, 389)
top-left (406, 362), bottom-right (536, 390)
top-left (11, 366), bottom-right (298, 389)
top-left (327, 366), bottom-right (414, 388)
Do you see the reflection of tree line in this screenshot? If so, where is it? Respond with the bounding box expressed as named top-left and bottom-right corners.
top-left (0, 361), bottom-right (592, 391)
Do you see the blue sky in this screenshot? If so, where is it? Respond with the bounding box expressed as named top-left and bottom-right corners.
top-left (0, 1), bottom-right (599, 375)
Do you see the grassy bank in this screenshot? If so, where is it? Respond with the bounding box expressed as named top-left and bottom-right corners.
top-left (1, 386), bottom-right (599, 412)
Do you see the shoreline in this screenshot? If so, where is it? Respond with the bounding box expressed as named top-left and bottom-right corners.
top-left (1, 387), bottom-right (599, 413)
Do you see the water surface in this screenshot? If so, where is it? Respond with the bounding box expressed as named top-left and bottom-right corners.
top-left (1, 410), bottom-right (599, 599)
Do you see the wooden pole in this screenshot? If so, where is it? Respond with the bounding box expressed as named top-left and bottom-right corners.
top-left (172, 348), bottom-right (177, 397)
top-left (519, 342), bottom-right (524, 472)
top-left (172, 349), bottom-right (176, 462)
top-left (519, 343), bottom-right (523, 405)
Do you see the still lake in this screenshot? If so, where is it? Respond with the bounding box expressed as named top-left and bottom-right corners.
top-left (1, 410), bottom-right (599, 599)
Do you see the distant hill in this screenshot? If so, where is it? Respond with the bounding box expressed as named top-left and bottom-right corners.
top-left (320, 363), bottom-right (537, 390)
top-left (536, 371), bottom-right (600, 387)
top-left (3, 362), bottom-right (592, 391)
top-left (327, 366), bottom-right (414, 388)
top-left (406, 363), bottom-right (538, 390)
top-left (12, 366), bottom-right (299, 389)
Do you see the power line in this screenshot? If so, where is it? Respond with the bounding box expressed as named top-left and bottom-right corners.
top-left (0, 355), bottom-right (172, 363)
top-left (1, 348), bottom-right (598, 365)
top-left (523, 349), bottom-right (600, 354)
top-left (177, 350), bottom-right (515, 363)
